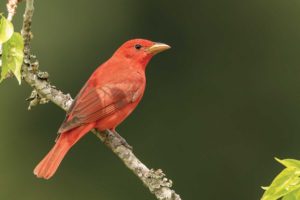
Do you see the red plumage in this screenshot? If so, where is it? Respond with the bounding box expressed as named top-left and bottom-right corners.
top-left (34, 39), bottom-right (170, 179)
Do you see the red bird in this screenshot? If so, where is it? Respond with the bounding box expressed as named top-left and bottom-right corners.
top-left (33, 39), bottom-right (170, 179)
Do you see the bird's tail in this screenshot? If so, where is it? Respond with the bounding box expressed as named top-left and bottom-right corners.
top-left (33, 124), bottom-right (93, 179)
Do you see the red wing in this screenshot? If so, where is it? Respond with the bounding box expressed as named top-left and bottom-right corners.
top-left (58, 83), bottom-right (142, 133)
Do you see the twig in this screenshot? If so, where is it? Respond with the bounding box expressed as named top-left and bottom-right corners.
top-left (21, 0), bottom-right (33, 60)
top-left (6, 0), bottom-right (21, 21)
top-left (19, 0), bottom-right (182, 199)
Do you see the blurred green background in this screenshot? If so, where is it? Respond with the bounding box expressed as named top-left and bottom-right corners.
top-left (1, 0), bottom-right (300, 199)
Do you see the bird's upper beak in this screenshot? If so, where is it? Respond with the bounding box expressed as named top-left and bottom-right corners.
top-left (147, 42), bottom-right (171, 55)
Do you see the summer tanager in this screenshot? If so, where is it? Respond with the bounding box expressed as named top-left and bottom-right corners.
top-left (33, 39), bottom-right (170, 179)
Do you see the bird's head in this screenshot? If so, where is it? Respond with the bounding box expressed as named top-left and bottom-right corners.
top-left (113, 39), bottom-right (170, 67)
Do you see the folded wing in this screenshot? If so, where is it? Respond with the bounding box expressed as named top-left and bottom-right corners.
top-left (58, 81), bottom-right (142, 133)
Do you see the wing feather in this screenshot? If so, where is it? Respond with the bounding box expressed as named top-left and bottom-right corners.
top-left (58, 82), bottom-right (142, 133)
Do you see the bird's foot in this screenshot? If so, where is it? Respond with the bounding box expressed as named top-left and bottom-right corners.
top-left (112, 130), bottom-right (133, 150)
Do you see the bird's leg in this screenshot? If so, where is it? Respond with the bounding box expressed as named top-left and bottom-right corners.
top-left (111, 129), bottom-right (133, 150)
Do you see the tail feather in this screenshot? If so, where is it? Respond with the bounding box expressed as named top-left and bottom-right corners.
top-left (34, 140), bottom-right (69, 179)
top-left (34, 124), bottom-right (94, 179)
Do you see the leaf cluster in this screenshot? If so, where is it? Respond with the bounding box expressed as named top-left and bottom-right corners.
top-left (262, 158), bottom-right (300, 200)
top-left (0, 15), bottom-right (24, 84)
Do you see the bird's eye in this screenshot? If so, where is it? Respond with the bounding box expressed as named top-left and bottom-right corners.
top-left (135, 44), bottom-right (142, 50)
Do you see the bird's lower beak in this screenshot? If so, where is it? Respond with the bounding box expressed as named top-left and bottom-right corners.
top-left (147, 43), bottom-right (171, 55)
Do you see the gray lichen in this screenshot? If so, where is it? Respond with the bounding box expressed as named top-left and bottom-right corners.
top-left (26, 89), bottom-right (49, 110)
top-left (145, 169), bottom-right (173, 192)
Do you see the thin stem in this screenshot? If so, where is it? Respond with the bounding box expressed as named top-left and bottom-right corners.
top-left (6, 0), bottom-right (21, 21)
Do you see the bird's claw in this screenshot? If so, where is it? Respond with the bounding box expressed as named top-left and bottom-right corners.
top-left (119, 138), bottom-right (133, 150)
top-left (111, 130), bottom-right (133, 150)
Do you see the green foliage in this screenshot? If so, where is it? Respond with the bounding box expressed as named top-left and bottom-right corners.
top-left (0, 15), bottom-right (14, 44)
top-left (1, 33), bottom-right (24, 84)
top-left (0, 15), bottom-right (24, 84)
top-left (282, 189), bottom-right (300, 200)
top-left (261, 158), bottom-right (300, 200)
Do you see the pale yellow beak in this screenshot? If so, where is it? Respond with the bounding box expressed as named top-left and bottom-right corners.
top-left (147, 42), bottom-right (171, 55)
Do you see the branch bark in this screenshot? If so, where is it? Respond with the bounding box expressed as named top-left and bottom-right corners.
top-left (17, 0), bottom-right (182, 199)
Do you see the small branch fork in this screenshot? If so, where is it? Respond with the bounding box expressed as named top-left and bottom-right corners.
top-left (4, 0), bottom-right (182, 199)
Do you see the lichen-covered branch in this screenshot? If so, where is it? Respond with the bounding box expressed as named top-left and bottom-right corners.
top-left (18, 0), bottom-right (181, 199)
top-left (94, 130), bottom-right (181, 200)
top-left (21, 0), bottom-right (33, 60)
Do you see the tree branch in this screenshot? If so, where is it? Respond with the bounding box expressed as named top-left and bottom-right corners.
top-left (18, 0), bottom-right (181, 199)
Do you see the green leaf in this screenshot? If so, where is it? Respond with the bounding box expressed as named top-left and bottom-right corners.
top-left (282, 188), bottom-right (300, 200)
top-left (261, 167), bottom-right (300, 200)
top-left (0, 15), bottom-right (14, 44)
top-left (261, 186), bottom-right (269, 190)
top-left (276, 158), bottom-right (300, 169)
top-left (1, 32), bottom-right (24, 84)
